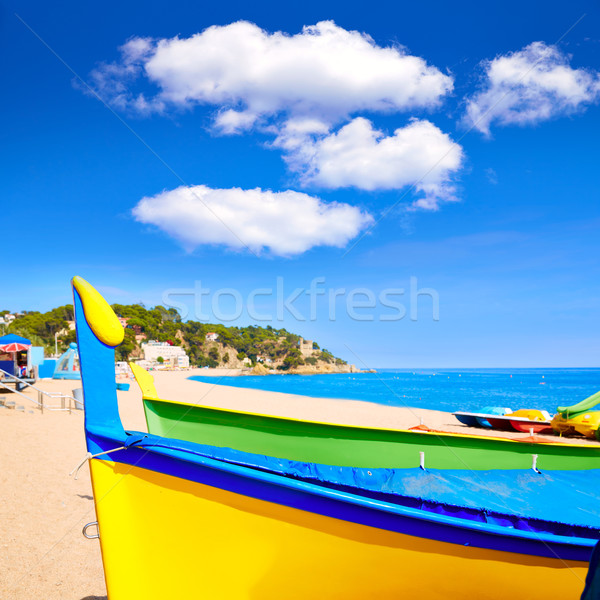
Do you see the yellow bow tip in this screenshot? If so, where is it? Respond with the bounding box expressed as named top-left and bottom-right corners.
top-left (72, 276), bottom-right (124, 347)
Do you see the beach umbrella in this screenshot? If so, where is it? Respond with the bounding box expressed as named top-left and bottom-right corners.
top-left (0, 343), bottom-right (29, 353)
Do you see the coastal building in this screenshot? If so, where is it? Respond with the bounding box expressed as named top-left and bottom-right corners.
top-left (172, 355), bottom-right (190, 368)
top-left (117, 317), bottom-right (129, 328)
top-left (205, 332), bottom-right (219, 342)
top-left (141, 340), bottom-right (190, 368)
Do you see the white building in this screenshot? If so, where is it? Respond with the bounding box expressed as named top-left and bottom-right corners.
top-left (175, 355), bottom-right (189, 368)
top-left (205, 332), bottom-right (219, 342)
top-left (142, 340), bottom-right (189, 368)
top-left (256, 356), bottom-right (273, 365)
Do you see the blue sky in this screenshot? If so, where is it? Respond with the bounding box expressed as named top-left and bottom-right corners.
top-left (2, 0), bottom-right (599, 367)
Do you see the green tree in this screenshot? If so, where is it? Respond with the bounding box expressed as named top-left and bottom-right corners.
top-left (194, 353), bottom-right (218, 368)
top-left (127, 316), bottom-right (146, 331)
top-left (318, 349), bottom-right (335, 364)
top-left (114, 329), bottom-right (136, 361)
top-left (279, 348), bottom-right (304, 371)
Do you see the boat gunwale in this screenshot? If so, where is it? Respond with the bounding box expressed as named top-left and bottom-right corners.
top-left (144, 395), bottom-right (600, 450)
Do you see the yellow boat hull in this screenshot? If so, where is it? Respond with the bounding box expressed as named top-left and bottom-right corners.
top-left (91, 459), bottom-right (587, 600)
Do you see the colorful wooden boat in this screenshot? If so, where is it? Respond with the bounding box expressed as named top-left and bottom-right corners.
top-left (133, 364), bottom-right (600, 471)
top-left (74, 276), bottom-right (599, 598)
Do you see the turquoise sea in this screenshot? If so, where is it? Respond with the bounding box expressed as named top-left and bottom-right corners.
top-left (189, 368), bottom-right (600, 414)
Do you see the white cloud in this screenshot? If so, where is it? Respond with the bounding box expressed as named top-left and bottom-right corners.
top-left (132, 185), bottom-right (373, 256)
top-left (91, 20), bottom-right (453, 128)
top-left (94, 22), bottom-right (464, 213)
top-left (275, 117), bottom-right (463, 209)
top-left (465, 42), bottom-right (600, 135)
top-left (214, 109), bottom-right (259, 134)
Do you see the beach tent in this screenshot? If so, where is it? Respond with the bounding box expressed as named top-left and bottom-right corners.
top-left (53, 343), bottom-right (81, 380)
top-left (0, 333), bottom-right (32, 346)
top-left (0, 334), bottom-right (32, 377)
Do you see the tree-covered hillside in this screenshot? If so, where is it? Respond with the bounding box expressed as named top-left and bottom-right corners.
top-left (1, 306), bottom-right (76, 348)
top-left (3, 303), bottom-right (346, 370)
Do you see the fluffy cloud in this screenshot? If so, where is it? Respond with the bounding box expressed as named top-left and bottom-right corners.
top-left (94, 21), bottom-right (463, 213)
top-left (91, 20), bottom-right (453, 128)
top-left (465, 42), bottom-right (600, 135)
top-left (275, 117), bottom-right (463, 209)
top-left (132, 185), bottom-right (373, 256)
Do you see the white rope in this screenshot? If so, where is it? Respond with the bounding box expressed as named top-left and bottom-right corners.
top-left (69, 446), bottom-right (127, 480)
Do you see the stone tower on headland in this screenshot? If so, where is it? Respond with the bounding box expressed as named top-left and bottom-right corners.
top-left (298, 338), bottom-right (315, 358)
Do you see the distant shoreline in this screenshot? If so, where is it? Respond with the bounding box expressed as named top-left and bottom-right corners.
top-left (186, 366), bottom-right (376, 377)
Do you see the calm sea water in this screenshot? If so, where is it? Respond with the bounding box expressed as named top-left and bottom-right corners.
top-left (189, 368), bottom-right (600, 413)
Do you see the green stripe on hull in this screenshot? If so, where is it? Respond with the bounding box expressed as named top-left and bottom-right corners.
top-left (143, 398), bottom-right (600, 470)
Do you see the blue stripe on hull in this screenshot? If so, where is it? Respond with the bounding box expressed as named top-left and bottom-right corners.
top-left (87, 431), bottom-right (596, 563)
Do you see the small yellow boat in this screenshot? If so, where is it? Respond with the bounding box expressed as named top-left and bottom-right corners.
top-left (552, 412), bottom-right (600, 439)
top-left (552, 392), bottom-right (600, 439)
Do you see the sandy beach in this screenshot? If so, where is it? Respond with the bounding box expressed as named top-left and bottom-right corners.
top-left (0, 369), bottom-right (594, 599)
